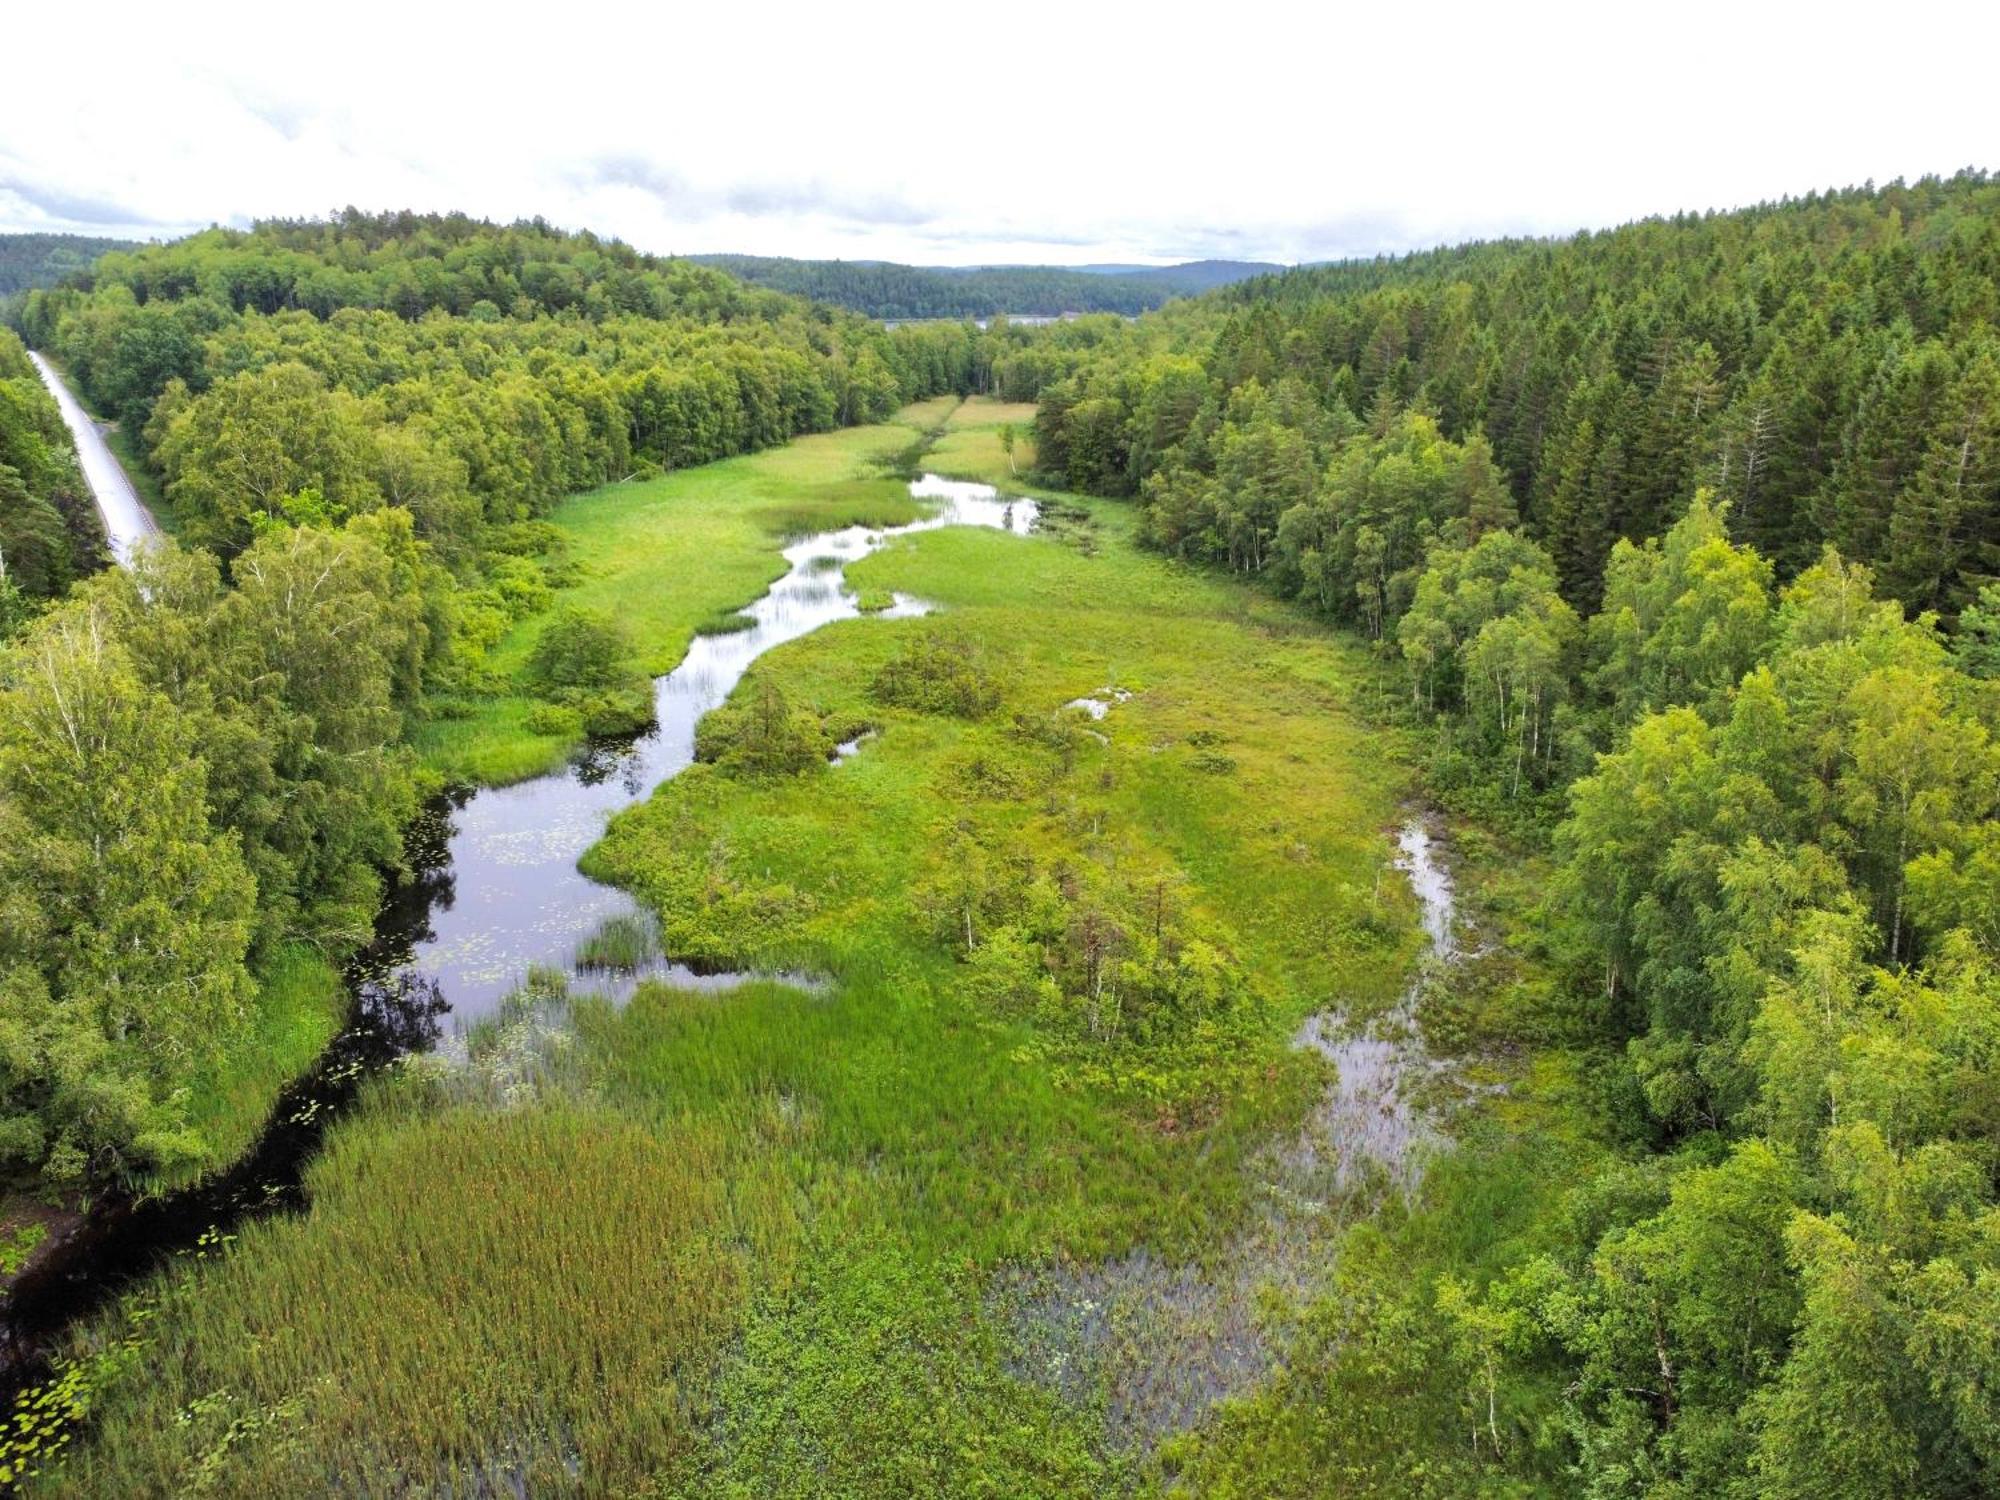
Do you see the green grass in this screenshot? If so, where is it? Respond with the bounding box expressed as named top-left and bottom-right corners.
top-left (34, 418), bottom-right (1503, 1495)
top-left (162, 943), bottom-right (346, 1192)
top-left (927, 394), bottom-right (1037, 484)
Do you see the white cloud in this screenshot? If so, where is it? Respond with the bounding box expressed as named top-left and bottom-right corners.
top-left (3, 0), bottom-right (1995, 265)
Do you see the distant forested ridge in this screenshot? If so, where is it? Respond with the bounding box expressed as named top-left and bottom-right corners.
top-left (1034, 172), bottom-right (2000, 1498)
top-left (687, 254), bottom-right (1282, 319)
top-left (0, 207), bottom-right (1027, 1190)
top-left (0, 232), bottom-right (137, 297)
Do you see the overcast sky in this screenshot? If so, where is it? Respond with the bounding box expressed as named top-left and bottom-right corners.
top-left (4, 1), bottom-right (1996, 267)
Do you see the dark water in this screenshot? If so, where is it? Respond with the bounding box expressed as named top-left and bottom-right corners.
top-left (0, 472), bottom-right (1037, 1390)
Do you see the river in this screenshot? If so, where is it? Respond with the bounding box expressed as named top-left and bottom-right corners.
top-left (26, 353), bottom-right (160, 566)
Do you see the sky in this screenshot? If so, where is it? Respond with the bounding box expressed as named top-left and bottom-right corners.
top-left (4, 0), bottom-right (1997, 267)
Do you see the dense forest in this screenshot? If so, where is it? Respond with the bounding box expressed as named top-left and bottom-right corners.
top-left (1033, 172), bottom-right (2000, 1496)
top-left (688, 254), bottom-right (1281, 319)
top-left (0, 209), bottom-right (1026, 1190)
top-left (0, 234), bottom-right (135, 298)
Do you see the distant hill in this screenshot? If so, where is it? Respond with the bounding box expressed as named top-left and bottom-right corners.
top-left (688, 254), bottom-right (1283, 319)
top-left (0, 232), bottom-right (137, 296)
top-left (1073, 260), bottom-right (1286, 294)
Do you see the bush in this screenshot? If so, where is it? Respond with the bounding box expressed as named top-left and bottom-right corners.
top-left (523, 702), bottom-right (584, 738)
top-left (870, 629), bottom-right (1002, 718)
top-left (571, 685), bottom-right (654, 737)
top-left (695, 679), bottom-right (831, 777)
top-left (529, 606), bottom-right (629, 692)
top-left (488, 555), bottom-right (553, 619)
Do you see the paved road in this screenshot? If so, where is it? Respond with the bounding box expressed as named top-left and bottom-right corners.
top-left (27, 351), bottom-right (161, 568)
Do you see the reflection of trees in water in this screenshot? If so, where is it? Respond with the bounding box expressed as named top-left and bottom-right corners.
top-left (368, 798), bottom-right (457, 963)
top-left (570, 733), bottom-right (649, 792)
top-left (350, 971), bottom-right (449, 1061)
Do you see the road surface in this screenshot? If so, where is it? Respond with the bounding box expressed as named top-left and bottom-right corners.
top-left (26, 351), bottom-right (161, 568)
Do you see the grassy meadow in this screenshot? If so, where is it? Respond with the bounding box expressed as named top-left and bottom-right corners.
top-left (26, 405), bottom-right (1592, 1494)
top-left (926, 395), bottom-right (1038, 482)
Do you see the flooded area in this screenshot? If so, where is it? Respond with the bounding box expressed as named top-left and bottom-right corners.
top-left (1000, 816), bottom-right (1461, 1447)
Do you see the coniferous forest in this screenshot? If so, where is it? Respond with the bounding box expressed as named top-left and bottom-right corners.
top-left (0, 169), bottom-right (1995, 1498)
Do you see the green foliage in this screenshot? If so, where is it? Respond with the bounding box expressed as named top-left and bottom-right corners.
top-left (526, 604), bottom-right (628, 692)
top-left (152, 362), bottom-right (380, 554)
top-left (695, 676), bottom-right (832, 777)
top-left (0, 1219), bottom-right (47, 1275)
top-left (869, 626), bottom-right (1003, 717)
top-left (0, 514), bottom-right (431, 1187)
top-left (0, 598), bottom-right (257, 1183)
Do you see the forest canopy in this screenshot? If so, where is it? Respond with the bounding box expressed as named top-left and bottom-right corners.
top-left (687, 255), bottom-right (1281, 320)
top-left (1032, 170), bottom-right (2000, 1498)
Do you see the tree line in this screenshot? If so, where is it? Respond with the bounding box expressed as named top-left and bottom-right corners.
top-left (0, 232), bottom-right (135, 298)
top-left (1033, 173), bottom-right (2000, 1497)
top-left (688, 254), bottom-right (1280, 320)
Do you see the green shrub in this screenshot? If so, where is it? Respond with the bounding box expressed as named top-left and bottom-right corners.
top-left (529, 606), bottom-right (629, 692)
top-left (696, 679), bottom-right (831, 777)
top-left (870, 629), bottom-right (1002, 718)
top-left (523, 702), bottom-right (584, 738)
top-left (570, 685), bottom-right (653, 737)
top-left (488, 555), bottom-right (553, 619)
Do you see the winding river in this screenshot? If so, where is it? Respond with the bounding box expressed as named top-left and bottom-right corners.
top-left (8, 366), bottom-right (1462, 1467)
top-left (405, 475), bottom-right (1037, 1018)
top-left (2, 375), bottom-right (1040, 1379)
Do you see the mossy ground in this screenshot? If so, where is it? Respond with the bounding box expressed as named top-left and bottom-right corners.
top-left (30, 412), bottom-right (1594, 1495)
